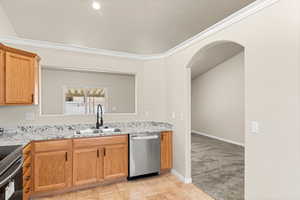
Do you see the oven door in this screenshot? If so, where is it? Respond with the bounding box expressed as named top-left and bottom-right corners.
top-left (0, 158), bottom-right (23, 200)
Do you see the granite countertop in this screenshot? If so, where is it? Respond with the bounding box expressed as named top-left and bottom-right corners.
top-left (0, 121), bottom-right (172, 146)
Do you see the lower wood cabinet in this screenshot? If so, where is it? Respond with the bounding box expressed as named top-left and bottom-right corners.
top-left (26, 132), bottom-right (172, 198)
top-left (73, 143), bottom-right (128, 186)
top-left (33, 150), bottom-right (72, 192)
top-left (103, 144), bottom-right (128, 180)
top-left (160, 131), bottom-right (173, 170)
top-left (73, 147), bottom-right (104, 186)
top-left (23, 143), bottom-right (32, 200)
top-left (73, 136), bottom-right (128, 186)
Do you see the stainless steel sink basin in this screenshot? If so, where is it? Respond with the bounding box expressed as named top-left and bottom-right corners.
top-left (75, 127), bottom-right (121, 135)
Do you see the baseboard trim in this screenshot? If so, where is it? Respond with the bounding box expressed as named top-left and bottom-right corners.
top-left (171, 169), bottom-right (192, 184)
top-left (192, 130), bottom-right (244, 147)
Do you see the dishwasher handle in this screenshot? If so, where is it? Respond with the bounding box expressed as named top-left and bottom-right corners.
top-left (131, 135), bottom-right (159, 140)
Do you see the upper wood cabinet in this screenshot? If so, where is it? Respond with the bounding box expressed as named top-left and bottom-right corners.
top-left (161, 131), bottom-right (173, 170)
top-left (0, 43), bottom-right (39, 105)
top-left (0, 50), bottom-right (5, 105)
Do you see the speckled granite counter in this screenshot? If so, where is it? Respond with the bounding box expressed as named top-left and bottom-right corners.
top-left (0, 121), bottom-right (172, 146)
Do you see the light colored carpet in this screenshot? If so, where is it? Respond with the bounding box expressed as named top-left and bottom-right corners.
top-left (191, 133), bottom-right (244, 200)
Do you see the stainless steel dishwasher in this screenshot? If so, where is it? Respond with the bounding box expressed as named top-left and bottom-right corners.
top-left (129, 132), bottom-right (160, 178)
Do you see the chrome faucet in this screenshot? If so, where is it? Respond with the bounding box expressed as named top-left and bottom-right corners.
top-left (96, 104), bottom-right (103, 129)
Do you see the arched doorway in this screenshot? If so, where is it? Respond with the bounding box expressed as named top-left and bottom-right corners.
top-left (186, 41), bottom-right (245, 200)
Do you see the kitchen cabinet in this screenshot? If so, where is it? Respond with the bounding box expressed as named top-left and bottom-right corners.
top-left (33, 140), bottom-right (72, 192)
top-left (160, 131), bottom-right (173, 170)
top-left (23, 143), bottom-right (32, 200)
top-left (72, 135), bottom-right (128, 186)
top-left (0, 43), bottom-right (39, 105)
top-left (103, 144), bottom-right (128, 179)
top-left (73, 147), bottom-right (104, 186)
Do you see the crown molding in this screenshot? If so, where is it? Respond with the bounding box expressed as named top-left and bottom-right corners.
top-left (0, 0), bottom-right (279, 60)
top-left (0, 37), bottom-right (165, 60)
top-left (163, 0), bottom-right (280, 57)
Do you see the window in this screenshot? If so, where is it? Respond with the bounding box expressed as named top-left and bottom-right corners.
top-left (64, 87), bottom-right (107, 115)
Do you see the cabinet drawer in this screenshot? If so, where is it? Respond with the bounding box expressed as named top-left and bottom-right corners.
top-left (34, 139), bottom-right (72, 152)
top-left (23, 156), bottom-right (31, 170)
top-left (23, 143), bottom-right (31, 156)
top-left (23, 164), bottom-right (31, 176)
top-left (73, 135), bottom-right (128, 149)
top-left (23, 167), bottom-right (31, 185)
top-left (23, 180), bottom-right (31, 194)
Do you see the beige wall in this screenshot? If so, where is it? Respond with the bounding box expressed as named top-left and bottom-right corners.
top-left (192, 52), bottom-right (244, 144)
top-left (166, 0), bottom-right (300, 199)
top-left (42, 68), bottom-right (135, 114)
top-left (0, 44), bottom-right (167, 125)
top-left (1, 0), bottom-right (300, 199)
top-left (0, 4), bottom-right (16, 37)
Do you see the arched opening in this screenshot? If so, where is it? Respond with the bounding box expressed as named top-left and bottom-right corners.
top-left (187, 41), bottom-right (245, 200)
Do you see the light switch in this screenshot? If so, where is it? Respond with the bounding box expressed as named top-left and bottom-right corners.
top-left (250, 121), bottom-right (259, 134)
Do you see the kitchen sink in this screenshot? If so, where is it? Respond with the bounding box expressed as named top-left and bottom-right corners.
top-left (75, 127), bottom-right (121, 135)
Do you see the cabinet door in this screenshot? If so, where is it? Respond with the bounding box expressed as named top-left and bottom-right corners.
top-left (73, 148), bottom-right (104, 186)
top-left (161, 131), bottom-right (173, 170)
top-left (34, 150), bottom-right (71, 192)
top-left (5, 52), bottom-right (34, 104)
top-left (0, 50), bottom-right (4, 105)
top-left (104, 144), bottom-right (128, 180)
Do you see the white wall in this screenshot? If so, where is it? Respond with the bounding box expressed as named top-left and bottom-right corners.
top-left (165, 0), bottom-right (300, 199)
top-left (192, 52), bottom-right (244, 144)
top-left (0, 44), bottom-right (167, 126)
top-left (0, 4), bottom-right (16, 37)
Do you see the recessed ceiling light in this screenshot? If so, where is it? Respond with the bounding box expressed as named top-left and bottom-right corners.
top-left (92, 1), bottom-right (101, 10)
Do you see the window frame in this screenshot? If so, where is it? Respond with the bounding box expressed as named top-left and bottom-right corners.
top-left (39, 66), bottom-right (138, 117)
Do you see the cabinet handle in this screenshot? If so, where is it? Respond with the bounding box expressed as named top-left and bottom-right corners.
top-left (65, 152), bottom-right (68, 161)
top-left (161, 134), bottom-right (164, 141)
top-left (31, 94), bottom-right (34, 103)
top-left (103, 148), bottom-right (106, 156)
top-left (97, 149), bottom-right (99, 158)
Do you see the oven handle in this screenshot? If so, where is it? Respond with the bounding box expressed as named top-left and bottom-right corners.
top-left (131, 135), bottom-right (159, 140)
top-left (0, 159), bottom-right (23, 187)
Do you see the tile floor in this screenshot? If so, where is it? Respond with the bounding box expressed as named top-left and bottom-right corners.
top-left (36, 173), bottom-right (214, 200)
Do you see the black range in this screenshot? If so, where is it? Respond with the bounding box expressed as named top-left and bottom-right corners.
top-left (0, 145), bottom-right (23, 200)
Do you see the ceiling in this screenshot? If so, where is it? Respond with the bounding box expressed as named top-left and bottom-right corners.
top-left (0, 0), bottom-right (255, 54)
top-left (190, 42), bottom-right (244, 79)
